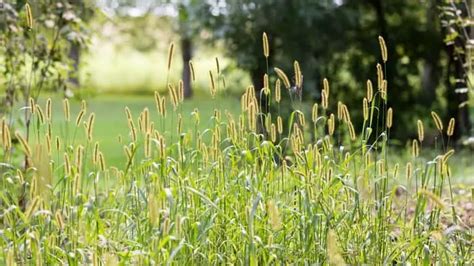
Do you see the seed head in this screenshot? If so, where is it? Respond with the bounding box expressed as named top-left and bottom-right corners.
top-left (86, 113), bottom-right (95, 142)
top-left (98, 152), bottom-right (106, 171)
top-left (55, 136), bottom-right (60, 151)
top-left (342, 104), bottom-right (351, 124)
top-left (167, 42), bottom-right (174, 70)
top-left (275, 79), bottom-right (281, 103)
top-left (271, 123), bottom-right (276, 142)
top-left (75, 109), bottom-right (85, 127)
top-left (2, 119), bottom-right (11, 151)
top-left (366, 80), bottom-right (373, 102)
top-left (178, 80), bottom-right (184, 103)
top-left (215, 57), bottom-right (220, 75)
top-left (262, 32), bottom-right (269, 58)
top-left (63, 99), bottom-right (70, 122)
top-left (337, 101), bottom-right (343, 121)
top-left (386, 108), bottom-right (393, 128)
top-left (274, 67), bottom-right (290, 89)
top-left (412, 139), bottom-right (419, 158)
top-left (312, 103), bottom-right (318, 123)
top-left (145, 132), bottom-right (151, 158)
top-left (294, 60), bottom-right (302, 88)
top-left (447, 118), bottom-right (455, 136)
top-left (29, 97), bottom-right (36, 114)
top-left (168, 84), bottom-right (179, 110)
top-left (25, 3), bottom-right (34, 30)
top-left (75, 145), bottom-right (84, 174)
top-left (46, 98), bottom-right (52, 121)
top-left (417, 120), bottom-right (424, 142)
top-left (36, 105), bottom-right (45, 124)
top-left (406, 162), bottom-right (412, 180)
top-left (93, 142), bottom-right (100, 165)
top-left (189, 60), bottom-right (195, 81)
top-left (321, 90), bottom-right (328, 109)
top-left (277, 116), bottom-right (283, 134)
top-left (380, 80), bottom-right (387, 100)
top-left (378, 36), bottom-right (388, 63)
top-left (328, 113), bottom-right (335, 136)
top-left (431, 111), bottom-right (443, 131)
top-left (363, 98), bottom-right (369, 121)
top-left (209, 71), bottom-right (216, 97)
top-left (263, 74), bottom-right (270, 95)
top-left (160, 97), bottom-right (167, 117)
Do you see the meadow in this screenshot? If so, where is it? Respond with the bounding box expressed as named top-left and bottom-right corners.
top-left (1, 36), bottom-right (473, 265)
top-left (41, 94), bottom-right (241, 167)
top-left (40, 94), bottom-right (474, 182)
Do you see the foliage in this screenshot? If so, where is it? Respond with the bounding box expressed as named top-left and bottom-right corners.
top-left (438, 0), bottom-right (473, 141)
top-left (0, 0), bottom-right (92, 113)
top-left (439, 0), bottom-right (473, 90)
top-left (0, 35), bottom-right (472, 264)
top-left (100, 0), bottom-right (214, 98)
top-left (207, 0), bottom-right (469, 140)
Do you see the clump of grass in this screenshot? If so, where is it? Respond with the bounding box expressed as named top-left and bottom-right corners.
top-left (0, 35), bottom-right (472, 265)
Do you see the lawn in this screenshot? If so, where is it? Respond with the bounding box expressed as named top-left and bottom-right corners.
top-left (44, 94), bottom-right (241, 167)
top-left (41, 94), bottom-right (474, 183)
top-left (2, 91), bottom-right (473, 265)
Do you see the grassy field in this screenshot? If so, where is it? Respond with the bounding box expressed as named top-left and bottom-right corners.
top-left (1, 88), bottom-right (472, 264)
top-left (44, 94), bottom-right (241, 167)
top-left (1, 31), bottom-right (473, 263)
top-left (40, 94), bottom-right (474, 183)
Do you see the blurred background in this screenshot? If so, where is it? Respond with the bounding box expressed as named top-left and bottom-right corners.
top-left (1, 0), bottom-right (473, 149)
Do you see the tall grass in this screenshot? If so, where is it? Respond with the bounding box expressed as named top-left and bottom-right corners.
top-left (0, 36), bottom-right (472, 265)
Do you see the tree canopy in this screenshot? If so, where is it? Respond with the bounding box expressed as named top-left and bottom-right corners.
top-left (205, 0), bottom-right (472, 140)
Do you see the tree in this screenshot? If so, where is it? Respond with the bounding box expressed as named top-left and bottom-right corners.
top-left (96, 0), bottom-right (212, 98)
top-left (65, 0), bottom-right (95, 91)
top-left (0, 0), bottom-right (92, 208)
top-left (207, 0), bottom-right (466, 140)
top-left (1, 1), bottom-right (91, 156)
top-left (172, 0), bottom-right (212, 98)
top-left (439, 0), bottom-right (473, 140)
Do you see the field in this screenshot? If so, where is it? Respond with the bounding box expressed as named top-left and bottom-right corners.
top-left (43, 94), bottom-right (241, 167)
top-left (1, 5), bottom-right (473, 263)
top-left (45, 94), bottom-right (474, 182)
top-left (1, 80), bottom-right (473, 264)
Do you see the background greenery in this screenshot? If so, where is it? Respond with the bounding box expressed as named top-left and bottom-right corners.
top-left (1, 1), bottom-right (472, 140)
top-left (81, 1), bottom-right (473, 141)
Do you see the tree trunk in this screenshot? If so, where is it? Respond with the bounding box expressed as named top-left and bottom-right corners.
top-left (181, 38), bottom-right (193, 98)
top-left (421, 0), bottom-right (440, 106)
top-left (445, 2), bottom-right (472, 140)
top-left (369, 0), bottom-right (387, 37)
top-left (68, 42), bottom-right (81, 89)
top-left (445, 48), bottom-right (471, 141)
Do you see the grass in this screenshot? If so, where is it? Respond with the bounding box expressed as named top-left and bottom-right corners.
top-left (1, 37), bottom-right (473, 264)
top-left (39, 94), bottom-right (473, 183)
top-left (44, 94), bottom-right (241, 167)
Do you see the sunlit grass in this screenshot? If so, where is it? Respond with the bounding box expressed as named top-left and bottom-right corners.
top-left (42, 94), bottom-right (241, 166)
top-left (1, 36), bottom-right (472, 264)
